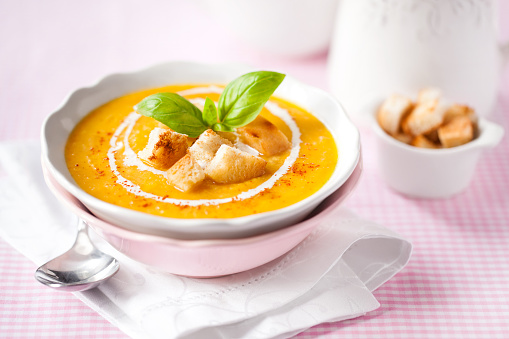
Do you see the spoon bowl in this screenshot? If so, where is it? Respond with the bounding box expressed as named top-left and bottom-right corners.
top-left (35, 219), bottom-right (120, 292)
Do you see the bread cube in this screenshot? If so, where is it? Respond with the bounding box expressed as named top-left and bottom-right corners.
top-left (443, 104), bottom-right (477, 125)
top-left (424, 128), bottom-right (440, 144)
top-left (411, 135), bottom-right (440, 149)
top-left (377, 94), bottom-right (414, 135)
top-left (166, 154), bottom-right (205, 192)
top-left (402, 102), bottom-right (447, 136)
top-left (237, 116), bottom-right (292, 155)
top-left (205, 145), bottom-right (266, 184)
top-left (417, 87), bottom-right (442, 105)
top-left (438, 116), bottom-right (474, 148)
top-left (138, 128), bottom-right (188, 170)
top-left (393, 133), bottom-right (413, 145)
top-left (216, 131), bottom-right (237, 144)
top-left (188, 129), bottom-right (233, 168)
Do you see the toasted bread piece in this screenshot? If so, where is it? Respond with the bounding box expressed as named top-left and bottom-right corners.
top-left (417, 87), bottom-right (442, 105)
top-left (205, 145), bottom-right (266, 184)
top-left (216, 131), bottom-right (237, 144)
top-left (443, 104), bottom-right (477, 125)
top-left (237, 116), bottom-right (292, 155)
top-left (424, 128), bottom-right (440, 144)
top-left (188, 129), bottom-right (233, 168)
top-left (166, 154), bottom-right (205, 192)
top-left (438, 115), bottom-right (474, 148)
top-left (377, 94), bottom-right (414, 135)
top-left (138, 128), bottom-right (188, 170)
top-left (393, 133), bottom-right (413, 144)
top-left (411, 135), bottom-right (440, 149)
top-left (154, 121), bottom-right (197, 146)
top-left (402, 102), bottom-right (447, 136)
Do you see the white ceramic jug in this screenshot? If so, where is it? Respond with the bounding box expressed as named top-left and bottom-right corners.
top-left (328, 0), bottom-right (509, 125)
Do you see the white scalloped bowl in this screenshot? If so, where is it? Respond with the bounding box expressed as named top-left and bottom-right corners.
top-left (42, 62), bottom-right (360, 240)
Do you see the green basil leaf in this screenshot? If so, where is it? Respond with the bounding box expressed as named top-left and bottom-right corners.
top-left (202, 97), bottom-right (218, 127)
top-left (218, 71), bottom-right (285, 128)
top-left (212, 123), bottom-right (235, 132)
top-left (135, 92), bottom-right (207, 138)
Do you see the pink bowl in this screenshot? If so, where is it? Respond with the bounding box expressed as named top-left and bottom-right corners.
top-left (42, 158), bottom-right (362, 277)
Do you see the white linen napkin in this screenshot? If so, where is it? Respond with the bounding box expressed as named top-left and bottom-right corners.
top-left (0, 141), bottom-right (412, 339)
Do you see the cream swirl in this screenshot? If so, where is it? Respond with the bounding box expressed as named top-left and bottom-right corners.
top-left (107, 86), bottom-right (301, 206)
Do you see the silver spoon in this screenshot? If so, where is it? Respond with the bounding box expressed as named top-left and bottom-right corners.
top-left (35, 219), bottom-right (120, 292)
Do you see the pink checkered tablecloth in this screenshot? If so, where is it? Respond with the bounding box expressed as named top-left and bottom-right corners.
top-left (1, 1), bottom-right (508, 338)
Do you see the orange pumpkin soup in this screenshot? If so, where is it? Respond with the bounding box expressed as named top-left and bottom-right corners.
top-left (65, 84), bottom-right (338, 219)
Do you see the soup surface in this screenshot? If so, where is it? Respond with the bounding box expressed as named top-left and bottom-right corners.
top-left (65, 84), bottom-right (338, 219)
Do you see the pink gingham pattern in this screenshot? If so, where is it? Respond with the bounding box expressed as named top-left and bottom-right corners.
top-left (1, 1), bottom-right (508, 338)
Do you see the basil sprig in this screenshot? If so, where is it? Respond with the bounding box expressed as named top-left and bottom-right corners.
top-left (134, 71), bottom-right (285, 137)
top-left (134, 92), bottom-right (207, 137)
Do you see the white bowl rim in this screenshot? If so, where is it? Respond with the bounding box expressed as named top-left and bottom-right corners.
top-left (41, 61), bottom-right (361, 236)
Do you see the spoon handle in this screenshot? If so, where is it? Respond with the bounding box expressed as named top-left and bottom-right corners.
top-left (73, 219), bottom-right (95, 256)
